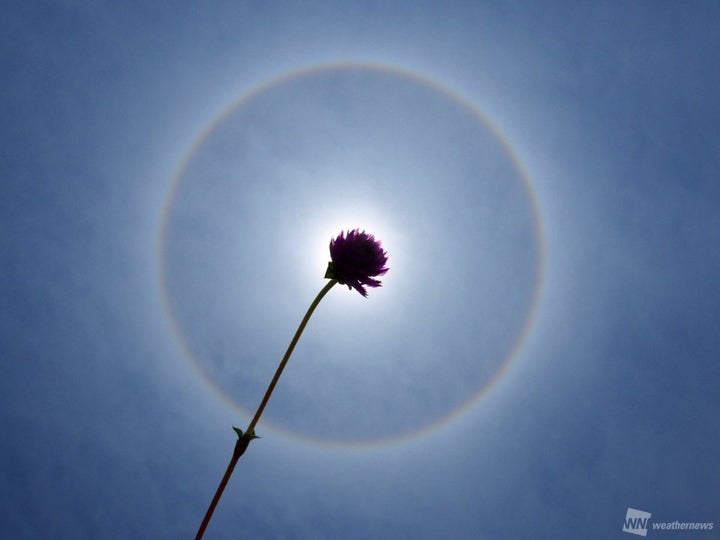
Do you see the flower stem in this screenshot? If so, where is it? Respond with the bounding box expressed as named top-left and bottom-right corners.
top-left (194, 435), bottom-right (252, 540)
top-left (195, 279), bottom-right (337, 539)
top-left (245, 278), bottom-right (337, 436)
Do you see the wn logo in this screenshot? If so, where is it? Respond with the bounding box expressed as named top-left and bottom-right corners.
top-left (623, 508), bottom-right (652, 537)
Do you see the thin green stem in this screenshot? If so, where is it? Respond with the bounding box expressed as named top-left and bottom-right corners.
top-left (246, 278), bottom-right (337, 436)
top-left (195, 279), bottom-right (337, 539)
top-left (194, 436), bottom-right (250, 540)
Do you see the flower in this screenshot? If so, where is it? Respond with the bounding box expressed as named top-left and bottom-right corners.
top-left (325, 229), bottom-right (389, 297)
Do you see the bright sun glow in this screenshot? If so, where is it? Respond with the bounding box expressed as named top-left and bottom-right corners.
top-left (298, 196), bottom-right (405, 307)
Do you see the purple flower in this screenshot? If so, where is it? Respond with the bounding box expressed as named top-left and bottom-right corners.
top-left (325, 229), bottom-right (389, 297)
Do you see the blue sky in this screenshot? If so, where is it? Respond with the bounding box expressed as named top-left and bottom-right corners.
top-left (2, 2), bottom-right (719, 539)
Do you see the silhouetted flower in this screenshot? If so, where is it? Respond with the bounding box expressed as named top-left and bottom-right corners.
top-left (196, 228), bottom-right (390, 537)
top-left (325, 229), bottom-right (389, 297)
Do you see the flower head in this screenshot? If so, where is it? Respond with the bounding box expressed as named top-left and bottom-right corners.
top-left (325, 229), bottom-right (389, 297)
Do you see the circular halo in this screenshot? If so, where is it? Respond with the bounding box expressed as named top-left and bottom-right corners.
top-left (158, 62), bottom-right (545, 447)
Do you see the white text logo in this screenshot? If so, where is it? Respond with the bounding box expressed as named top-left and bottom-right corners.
top-left (623, 508), bottom-right (652, 537)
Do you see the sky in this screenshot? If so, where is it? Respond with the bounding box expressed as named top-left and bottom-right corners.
top-left (2, 2), bottom-right (719, 539)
